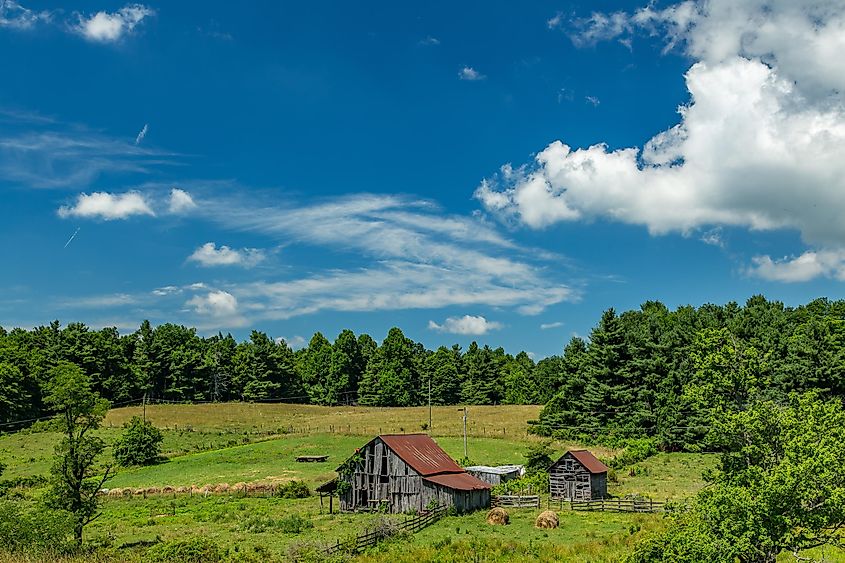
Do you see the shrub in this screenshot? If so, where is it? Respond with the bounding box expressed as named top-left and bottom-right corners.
top-left (114, 416), bottom-right (164, 467)
top-left (275, 480), bottom-right (310, 499)
top-left (0, 500), bottom-right (74, 553)
top-left (144, 537), bottom-right (223, 562)
top-left (610, 438), bottom-right (658, 469)
top-left (524, 441), bottom-right (555, 475)
top-left (0, 475), bottom-right (48, 497)
top-left (278, 513), bottom-right (314, 534)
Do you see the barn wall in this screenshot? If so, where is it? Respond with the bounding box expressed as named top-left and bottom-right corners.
top-left (591, 472), bottom-right (607, 499)
top-left (339, 438), bottom-right (425, 513)
top-left (549, 453), bottom-right (599, 501)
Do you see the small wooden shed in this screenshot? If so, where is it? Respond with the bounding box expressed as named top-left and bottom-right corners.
top-left (337, 434), bottom-right (492, 513)
top-left (548, 449), bottom-right (609, 500)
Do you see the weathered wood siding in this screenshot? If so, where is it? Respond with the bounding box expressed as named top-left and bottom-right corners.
top-left (338, 437), bottom-right (490, 513)
top-left (466, 469), bottom-right (521, 486)
top-left (548, 452), bottom-right (606, 500)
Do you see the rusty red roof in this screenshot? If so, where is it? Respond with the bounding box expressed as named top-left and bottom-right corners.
top-left (379, 434), bottom-right (464, 476)
top-left (566, 450), bottom-right (609, 474)
top-left (423, 472), bottom-right (492, 491)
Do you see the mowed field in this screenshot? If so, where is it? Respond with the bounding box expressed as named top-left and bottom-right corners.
top-left (0, 403), bottom-right (725, 562)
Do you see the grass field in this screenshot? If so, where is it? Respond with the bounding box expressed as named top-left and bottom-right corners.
top-left (104, 403), bottom-right (544, 438)
top-left (0, 402), bottom-right (772, 562)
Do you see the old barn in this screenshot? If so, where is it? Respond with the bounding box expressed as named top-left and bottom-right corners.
top-left (337, 434), bottom-right (491, 513)
top-left (548, 449), bottom-right (609, 500)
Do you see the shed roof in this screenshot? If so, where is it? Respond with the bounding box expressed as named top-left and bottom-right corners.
top-left (379, 434), bottom-right (464, 476)
top-left (423, 472), bottom-right (492, 491)
top-left (561, 450), bottom-right (609, 474)
top-left (464, 465), bottom-right (525, 475)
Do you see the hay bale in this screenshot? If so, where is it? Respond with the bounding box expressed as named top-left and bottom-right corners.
top-left (213, 483), bottom-right (230, 493)
top-left (535, 510), bottom-right (559, 529)
top-left (122, 488), bottom-right (134, 497)
top-left (161, 486), bottom-right (174, 494)
top-left (174, 486), bottom-right (188, 494)
top-left (231, 482), bottom-right (247, 492)
top-left (486, 507), bottom-right (509, 525)
top-left (108, 488), bottom-right (123, 497)
top-left (145, 486), bottom-right (160, 495)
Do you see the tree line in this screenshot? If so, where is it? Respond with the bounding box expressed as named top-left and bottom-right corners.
top-left (1, 295), bottom-right (844, 450)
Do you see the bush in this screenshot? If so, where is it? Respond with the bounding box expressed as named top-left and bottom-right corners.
top-left (275, 480), bottom-right (310, 499)
top-left (114, 416), bottom-right (164, 467)
top-left (0, 475), bottom-right (48, 497)
top-left (0, 500), bottom-right (74, 553)
top-left (524, 441), bottom-right (555, 475)
top-left (610, 438), bottom-right (658, 469)
top-left (277, 513), bottom-right (314, 534)
top-left (144, 537), bottom-right (223, 562)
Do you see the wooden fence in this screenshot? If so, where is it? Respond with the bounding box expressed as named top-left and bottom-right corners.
top-left (492, 494), bottom-right (541, 508)
top-left (565, 498), bottom-right (665, 513)
top-left (321, 505), bottom-right (449, 556)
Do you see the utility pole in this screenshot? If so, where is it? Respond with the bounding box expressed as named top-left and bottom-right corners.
top-left (142, 392), bottom-right (147, 424)
top-left (428, 377), bottom-right (432, 432)
top-left (462, 406), bottom-right (468, 459)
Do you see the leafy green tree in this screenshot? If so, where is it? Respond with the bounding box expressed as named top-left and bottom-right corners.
top-left (113, 415), bottom-right (163, 467)
top-left (358, 328), bottom-right (418, 406)
top-left (325, 330), bottom-right (363, 405)
top-left (299, 332), bottom-right (334, 404)
top-left (629, 394), bottom-right (845, 563)
top-left (0, 362), bottom-right (30, 424)
top-left (44, 362), bottom-right (111, 546)
top-left (424, 346), bottom-right (462, 405)
top-left (502, 351), bottom-right (536, 404)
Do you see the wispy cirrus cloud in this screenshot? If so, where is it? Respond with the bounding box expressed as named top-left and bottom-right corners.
top-left (0, 112), bottom-right (177, 189)
top-left (56, 190), bottom-right (576, 326)
top-left (0, 0), bottom-right (51, 30)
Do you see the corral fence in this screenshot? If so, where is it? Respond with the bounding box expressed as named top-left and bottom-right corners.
top-left (565, 498), bottom-right (666, 513)
top-left (492, 494), bottom-right (541, 508)
top-left (322, 505), bottom-right (449, 556)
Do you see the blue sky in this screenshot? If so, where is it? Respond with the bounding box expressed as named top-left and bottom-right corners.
top-left (1, 0), bottom-right (844, 357)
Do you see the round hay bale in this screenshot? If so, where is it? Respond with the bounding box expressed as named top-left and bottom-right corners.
top-left (161, 486), bottom-right (174, 494)
top-left (122, 488), bottom-right (133, 497)
top-left (174, 486), bottom-right (188, 494)
top-left (146, 486), bottom-right (160, 495)
top-left (486, 507), bottom-right (509, 525)
top-left (108, 488), bottom-right (123, 497)
top-left (213, 483), bottom-right (230, 494)
top-left (231, 482), bottom-right (247, 492)
top-left (535, 510), bottom-right (559, 529)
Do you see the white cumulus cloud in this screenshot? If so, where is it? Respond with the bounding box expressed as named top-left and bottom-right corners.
top-left (748, 250), bottom-right (845, 283)
top-left (478, 0), bottom-right (845, 282)
top-left (188, 242), bottom-right (265, 268)
top-left (458, 66), bottom-right (485, 81)
top-left (186, 290), bottom-right (239, 317)
top-left (74, 4), bottom-right (154, 43)
top-left (428, 315), bottom-right (502, 335)
top-left (58, 191), bottom-right (154, 220)
top-left (168, 188), bottom-right (196, 213)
